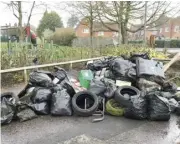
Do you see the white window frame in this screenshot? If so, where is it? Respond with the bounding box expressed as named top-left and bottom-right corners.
top-left (174, 26), bottom-right (179, 32)
top-left (152, 31), bottom-right (157, 35)
top-left (98, 31), bottom-right (104, 36)
top-left (113, 32), bottom-right (118, 36)
top-left (83, 28), bottom-right (89, 33)
top-left (165, 27), bottom-right (169, 32)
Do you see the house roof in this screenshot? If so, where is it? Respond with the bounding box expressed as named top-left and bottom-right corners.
top-left (75, 18), bottom-right (118, 32)
top-left (130, 23), bottom-right (158, 32)
top-left (92, 22), bottom-right (118, 32)
top-left (54, 28), bottom-right (75, 34)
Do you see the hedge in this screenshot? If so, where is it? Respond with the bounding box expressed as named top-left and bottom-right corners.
top-left (129, 40), bottom-right (180, 48)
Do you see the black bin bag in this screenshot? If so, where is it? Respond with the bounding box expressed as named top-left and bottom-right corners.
top-left (29, 71), bottom-right (54, 87)
top-left (31, 87), bottom-right (52, 103)
top-left (1, 92), bottom-right (17, 125)
top-left (109, 58), bottom-right (136, 81)
top-left (124, 94), bottom-right (147, 120)
top-left (168, 98), bottom-right (178, 113)
top-left (129, 53), bottom-right (150, 63)
top-left (60, 80), bottom-right (76, 97)
top-left (136, 58), bottom-right (165, 79)
top-left (53, 68), bottom-right (76, 97)
top-left (53, 67), bottom-right (67, 83)
top-left (87, 59), bottom-right (108, 71)
top-left (88, 78), bottom-right (106, 96)
top-left (175, 102), bottom-right (180, 116)
top-left (51, 89), bottom-right (72, 116)
top-left (32, 102), bottom-right (50, 115)
top-left (103, 78), bottom-right (116, 98)
top-left (16, 103), bottom-right (37, 122)
top-left (147, 91), bottom-right (170, 121)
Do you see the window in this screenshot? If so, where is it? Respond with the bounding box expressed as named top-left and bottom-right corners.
top-left (174, 26), bottom-right (180, 32)
top-left (152, 31), bottom-right (157, 35)
top-left (112, 32), bottom-right (118, 38)
top-left (98, 31), bottom-right (104, 36)
top-left (165, 27), bottom-right (169, 32)
top-left (83, 29), bottom-right (89, 33)
top-left (159, 28), bottom-right (162, 33)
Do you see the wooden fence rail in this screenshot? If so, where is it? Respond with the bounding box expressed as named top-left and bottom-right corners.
top-left (0, 57), bottom-right (103, 84)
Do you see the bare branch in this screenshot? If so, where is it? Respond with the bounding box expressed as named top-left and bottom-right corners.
top-left (96, 5), bottom-right (118, 32)
top-left (11, 2), bottom-right (19, 19)
top-left (27, 1), bottom-right (35, 25)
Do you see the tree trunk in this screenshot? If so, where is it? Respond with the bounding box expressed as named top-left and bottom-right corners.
top-left (89, 1), bottom-right (94, 56)
top-left (121, 29), bottom-right (128, 44)
top-left (18, 1), bottom-right (23, 42)
top-left (90, 20), bottom-right (93, 48)
top-left (90, 1), bottom-right (93, 49)
top-left (122, 31), bottom-right (128, 44)
top-left (118, 23), bottom-right (121, 45)
top-left (121, 23), bottom-right (128, 44)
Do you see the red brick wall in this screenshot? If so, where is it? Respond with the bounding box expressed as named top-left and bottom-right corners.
top-left (76, 24), bottom-right (90, 37)
top-left (76, 24), bottom-right (114, 38)
top-left (93, 31), bottom-right (114, 37)
top-left (158, 19), bottom-right (180, 39)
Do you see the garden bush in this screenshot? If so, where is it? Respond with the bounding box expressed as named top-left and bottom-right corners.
top-left (49, 28), bottom-right (76, 46)
top-left (155, 40), bottom-right (164, 48)
top-left (129, 40), bottom-right (180, 48)
top-left (128, 40), bottom-right (143, 44)
top-left (170, 40), bottom-right (180, 48)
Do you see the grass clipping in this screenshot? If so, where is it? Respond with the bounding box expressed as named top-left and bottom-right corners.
top-left (106, 99), bottom-right (124, 116)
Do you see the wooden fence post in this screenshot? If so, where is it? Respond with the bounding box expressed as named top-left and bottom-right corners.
top-left (24, 69), bottom-right (28, 84)
top-left (15, 40), bottom-right (17, 49)
top-left (42, 37), bottom-right (45, 48)
top-left (51, 40), bottom-right (53, 48)
top-left (25, 37), bottom-right (28, 49)
top-left (81, 48), bottom-right (83, 59)
top-left (8, 40), bottom-right (11, 54)
top-left (69, 62), bottom-right (73, 70)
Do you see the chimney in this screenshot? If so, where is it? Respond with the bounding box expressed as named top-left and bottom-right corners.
top-left (14, 23), bottom-right (17, 27)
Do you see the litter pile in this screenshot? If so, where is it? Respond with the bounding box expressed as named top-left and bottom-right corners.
top-left (1, 54), bottom-right (180, 125)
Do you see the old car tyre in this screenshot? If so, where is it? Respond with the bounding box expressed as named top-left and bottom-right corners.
top-left (114, 86), bottom-right (140, 107)
top-left (72, 91), bottom-right (99, 116)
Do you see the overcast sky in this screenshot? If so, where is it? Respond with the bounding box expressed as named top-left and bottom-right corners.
top-left (0, 1), bottom-right (179, 28)
top-left (0, 1), bottom-right (70, 28)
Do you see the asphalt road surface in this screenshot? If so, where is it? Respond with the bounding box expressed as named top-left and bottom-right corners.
top-left (1, 84), bottom-right (180, 144)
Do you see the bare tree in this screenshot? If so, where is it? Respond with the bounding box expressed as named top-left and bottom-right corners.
top-left (2, 1), bottom-right (43, 42)
top-left (96, 1), bottom-right (180, 44)
top-left (27, 1), bottom-right (35, 25)
top-left (7, 1), bottom-right (24, 42)
top-left (60, 2), bottom-right (98, 49)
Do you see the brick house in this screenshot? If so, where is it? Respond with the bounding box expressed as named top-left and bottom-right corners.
top-left (128, 24), bottom-right (158, 41)
top-left (75, 19), bottom-right (118, 38)
top-left (158, 17), bottom-right (180, 39)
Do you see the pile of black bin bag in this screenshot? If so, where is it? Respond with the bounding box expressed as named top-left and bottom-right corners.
top-left (1, 53), bottom-right (180, 125)
top-left (87, 53), bottom-right (180, 120)
top-left (1, 67), bottom-right (76, 125)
